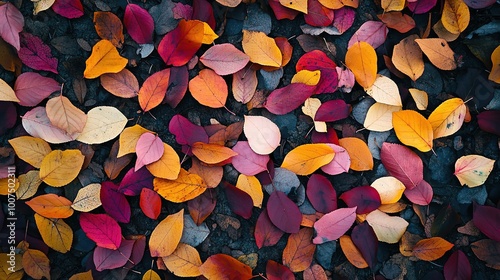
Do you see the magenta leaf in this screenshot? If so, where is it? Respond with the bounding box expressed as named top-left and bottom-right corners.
top-left (321, 143), bottom-right (351, 175)
top-left (254, 210), bottom-right (284, 249)
top-left (80, 213), bottom-right (122, 250)
top-left (93, 239), bottom-right (134, 271)
top-left (407, 0), bottom-right (437, 14)
top-left (304, 0), bottom-right (334, 27)
top-left (404, 179), bottom-right (433, 206)
top-left (351, 222), bottom-right (378, 269)
top-left (192, 0), bottom-right (215, 29)
top-left (15, 72), bottom-right (60, 107)
top-left (348, 21), bottom-right (388, 49)
top-left (314, 99), bottom-right (351, 122)
top-left (333, 7), bottom-right (356, 34)
top-left (231, 141), bottom-right (270, 176)
top-left (52, 0), bottom-right (84, 19)
top-left (267, 191), bottom-right (301, 234)
top-left (18, 33), bottom-right (58, 74)
top-left (380, 142), bottom-right (423, 190)
top-left (313, 207), bottom-right (357, 244)
top-left (169, 114), bottom-right (209, 146)
top-left (473, 202), bottom-right (500, 242)
top-left (444, 250), bottom-right (471, 280)
top-left (0, 2), bottom-right (24, 50)
top-left (101, 181), bottom-right (131, 223)
top-left (224, 182), bottom-right (254, 219)
top-left (124, 4), bottom-right (154, 44)
top-left (264, 83), bottom-right (317, 115)
top-left (306, 174), bottom-right (337, 213)
top-left (311, 127), bottom-right (339, 145)
top-left (296, 50), bottom-right (338, 94)
top-left (0, 102), bottom-right (17, 135)
top-left (340, 186), bottom-right (381, 214)
top-left (118, 167), bottom-right (154, 196)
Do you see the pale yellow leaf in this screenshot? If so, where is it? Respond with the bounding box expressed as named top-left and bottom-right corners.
top-left (32, 0), bottom-right (55, 15)
top-left (364, 74), bottom-right (402, 106)
top-left (454, 155), bottom-right (495, 187)
top-left (428, 97), bottom-right (466, 139)
top-left (408, 88), bottom-right (428, 110)
top-left (366, 209), bottom-right (409, 243)
top-left (242, 30), bottom-right (282, 67)
top-left (302, 98), bottom-right (327, 133)
top-left (370, 176), bottom-right (406, 204)
top-left (162, 243), bottom-right (202, 277)
top-left (16, 170), bottom-right (42, 200)
top-left (76, 106), bottom-right (128, 144)
top-left (8, 136), bottom-right (52, 168)
top-left (364, 102), bottom-right (402, 132)
top-left (71, 183), bottom-right (102, 212)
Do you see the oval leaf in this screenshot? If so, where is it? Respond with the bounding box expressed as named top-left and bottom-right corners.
top-left (313, 207), bottom-right (357, 244)
top-left (413, 237), bottom-right (454, 261)
top-left (267, 191), bottom-right (302, 234)
top-left (345, 41), bottom-right (377, 88)
top-left (149, 209), bottom-right (184, 257)
top-left (40, 149), bottom-right (84, 187)
top-left (366, 209), bottom-right (409, 243)
top-left (200, 43), bottom-right (250, 76)
top-left (79, 213), bottom-right (122, 250)
top-left (392, 110), bottom-right (434, 152)
top-left (76, 106), bottom-right (128, 144)
top-left (281, 143), bottom-right (335, 175)
top-left (189, 69), bottom-right (228, 109)
top-left (428, 98), bottom-right (466, 139)
top-left (244, 115), bottom-right (281, 155)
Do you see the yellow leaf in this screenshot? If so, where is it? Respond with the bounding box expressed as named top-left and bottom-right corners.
top-left (39, 149), bottom-right (85, 187)
top-left (149, 209), bottom-right (184, 257)
top-left (8, 136), bottom-right (52, 168)
top-left (191, 142), bottom-right (238, 165)
top-left (118, 124), bottom-right (151, 157)
top-left (364, 102), bottom-right (402, 132)
top-left (154, 169), bottom-right (207, 203)
top-left (454, 155), bottom-right (495, 187)
top-left (381, 0), bottom-right (405, 11)
top-left (392, 35), bottom-right (425, 81)
top-left (302, 98), bottom-right (327, 133)
top-left (364, 74), bottom-right (402, 106)
top-left (346, 42), bottom-right (377, 88)
top-left (16, 170), bottom-right (42, 200)
top-left (292, 70), bottom-right (321, 86)
top-left (441, 0), bottom-right (470, 34)
top-left (32, 0), bottom-right (55, 15)
top-left (0, 177), bottom-right (19, 196)
top-left (22, 249), bottom-right (50, 280)
top-left (242, 30), bottom-right (282, 67)
top-left (83, 40), bottom-right (128, 79)
top-left (415, 38), bottom-right (457, 70)
top-left (69, 271), bottom-right (93, 280)
top-left (392, 110), bottom-right (433, 152)
top-left (46, 95), bottom-right (87, 135)
top-left (366, 209), bottom-right (409, 243)
top-left (370, 176), bottom-right (406, 204)
top-left (279, 0), bottom-right (308, 13)
top-left (428, 98), bottom-right (466, 139)
top-left (202, 22), bottom-right (219, 44)
top-left (0, 78), bottom-right (19, 102)
top-left (489, 45), bottom-right (500, 83)
top-left (236, 174), bottom-right (263, 208)
top-left (146, 143), bottom-right (181, 180)
top-left (433, 20), bottom-right (460, 42)
top-left (338, 137), bottom-right (374, 171)
top-left (34, 214), bottom-right (73, 253)
top-left (318, 0), bottom-right (345, 9)
top-left (76, 106), bottom-right (128, 144)
top-left (162, 243), bottom-right (202, 277)
top-left (0, 253), bottom-right (23, 274)
top-left (281, 144), bottom-right (335, 175)
top-left (408, 88), bottom-right (428, 110)
top-left (71, 183), bottom-right (102, 212)
top-left (142, 269), bottom-right (161, 280)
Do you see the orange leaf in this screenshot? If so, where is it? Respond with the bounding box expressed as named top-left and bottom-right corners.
top-left (84, 39), bottom-right (128, 79)
top-left (399, 231), bottom-right (422, 257)
top-left (46, 94), bottom-right (87, 135)
top-left (22, 249), bottom-right (51, 280)
top-left (189, 158), bottom-right (223, 188)
top-left (415, 38), bottom-right (457, 70)
top-left (345, 41), bottom-right (377, 88)
top-left (392, 34), bottom-right (424, 81)
top-left (381, 0), bottom-right (405, 11)
top-left (188, 69), bottom-right (228, 109)
top-left (100, 69), bottom-right (139, 98)
top-left (26, 193), bottom-right (74, 219)
top-left (146, 143), bottom-right (180, 180)
top-left (489, 45), bottom-right (500, 83)
top-left (378, 12), bottom-right (416, 34)
top-left (441, 0), bottom-right (469, 34)
top-left (149, 209), bottom-right (184, 257)
top-left (281, 144), bottom-right (335, 175)
top-left (154, 169), bottom-right (207, 202)
top-left (338, 137), bottom-right (373, 171)
top-left (283, 227), bottom-right (316, 272)
top-left (162, 243), bottom-right (202, 277)
top-left (412, 237), bottom-right (454, 261)
top-left (138, 69), bottom-right (170, 112)
top-left (93, 11), bottom-right (124, 47)
top-left (392, 110), bottom-right (434, 152)
top-left (339, 235), bottom-right (369, 268)
top-left (199, 254), bottom-right (253, 280)
top-left (34, 213), bottom-right (73, 253)
top-left (192, 142), bottom-right (238, 165)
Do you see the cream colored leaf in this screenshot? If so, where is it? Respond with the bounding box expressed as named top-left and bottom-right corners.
top-left (32, 0), bottom-right (55, 15)
top-left (364, 74), bottom-right (402, 106)
top-left (71, 183), bottom-right (102, 212)
top-left (0, 78), bottom-right (19, 102)
top-left (454, 155), bottom-right (495, 187)
top-left (408, 88), bottom-right (428, 110)
top-left (76, 106), bottom-right (127, 144)
top-left (366, 209), bottom-right (409, 243)
top-left (243, 115), bottom-right (281, 155)
top-left (370, 176), bottom-right (406, 204)
top-left (302, 98), bottom-right (327, 132)
top-left (364, 102), bottom-right (402, 132)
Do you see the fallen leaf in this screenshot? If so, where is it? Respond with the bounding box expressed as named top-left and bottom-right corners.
top-left (320, 143), bottom-right (351, 175)
top-left (292, 70), bottom-right (321, 86)
top-left (8, 136), bottom-right (52, 168)
top-left (473, 203), bottom-right (500, 242)
top-left (52, 0), bottom-right (84, 19)
top-left (39, 149), bottom-right (84, 187)
top-left (267, 260), bottom-right (295, 280)
top-left (138, 68), bottom-right (170, 112)
top-left (14, 72), bottom-right (60, 106)
top-left (279, 0), bottom-right (308, 13)
top-left (93, 11), bottom-right (124, 47)
top-left (200, 44), bottom-right (250, 76)
top-left (295, 50), bottom-right (338, 94)
top-left (348, 21), bottom-right (388, 50)
top-left (267, 191), bottom-right (302, 233)
top-left (404, 179), bottom-right (433, 205)
top-left (263, 83), bottom-right (317, 115)
top-left (340, 235), bottom-right (369, 268)
top-left (307, 174), bottom-right (337, 213)
top-left (283, 228), bottom-right (316, 272)
top-left (281, 143), bottom-right (335, 175)
top-left (142, 269), bottom-right (161, 280)
top-left (100, 181), bottom-right (130, 223)
top-left (415, 38), bottom-right (457, 70)
top-left (135, 133), bottom-right (164, 171)
top-left (392, 110), bottom-right (434, 152)
top-left (477, 110), bottom-right (500, 136)
top-left (71, 183), bottom-right (102, 212)
top-left (351, 222), bottom-right (378, 269)
top-left (364, 102), bottom-right (402, 132)
top-left (189, 69), bottom-right (228, 109)
top-left (444, 250), bottom-right (472, 280)
top-left (146, 143), bottom-right (180, 180)
top-left (35, 214), bottom-right (73, 253)
top-left (340, 185), bottom-right (381, 214)
top-left (371, 176), bottom-right (406, 204)
top-left (380, 143), bottom-right (424, 190)
top-left (413, 237), bottom-right (454, 261)
top-left (199, 254), bottom-right (253, 280)
top-left (22, 249), bottom-right (51, 280)
top-left (124, 3), bottom-right (154, 44)
top-left (83, 39), bottom-right (127, 79)
top-left (377, 12), bottom-right (416, 33)
top-left (236, 174), bottom-right (263, 208)
top-left (345, 41), bottom-right (377, 88)
top-left (231, 141), bottom-right (270, 175)
top-left (118, 124), bottom-right (150, 157)
top-left (364, 74), bottom-right (402, 106)
top-left (79, 213), bottom-right (122, 250)
top-left (338, 137), bottom-right (373, 171)
top-left (392, 34), bottom-right (425, 81)
top-left (149, 209), bottom-right (184, 257)
top-left (104, 141), bottom-right (133, 179)
top-left (408, 0), bottom-right (437, 13)
top-left (46, 95), bottom-right (87, 135)
top-left (232, 65), bottom-right (258, 104)
top-left (313, 207), bottom-right (357, 244)
top-left (304, 0), bottom-right (334, 27)
top-left (19, 32), bottom-right (59, 74)
top-left (158, 19), bottom-right (204, 66)
top-left (162, 243), bottom-right (202, 277)
top-left (454, 155), bottom-right (495, 187)
top-left (100, 69), bottom-right (139, 98)
top-left (139, 188), bottom-right (161, 220)
top-left (16, 170), bottom-right (42, 200)
top-left (244, 115), bottom-right (281, 155)
top-left (471, 239), bottom-right (500, 270)
top-left (428, 98), bottom-right (466, 139)
top-left (188, 189), bottom-right (217, 225)
top-left (154, 169), bottom-right (207, 203)
top-left (94, 239), bottom-right (134, 271)
top-left (488, 45), bottom-right (500, 83)
top-left (442, 0), bottom-right (470, 34)
top-left (366, 210), bottom-right (408, 243)
top-left (381, 0), bottom-right (405, 11)
top-left (242, 30), bottom-right (282, 67)
top-left (76, 106), bottom-right (128, 144)
top-left (0, 2), bottom-right (24, 50)
top-left (0, 78), bottom-right (18, 103)
top-left (26, 193), bottom-right (73, 218)
top-left (409, 88), bottom-right (428, 110)
top-left (314, 99), bottom-right (350, 122)
top-left (255, 210), bottom-right (284, 248)
top-left (189, 158), bottom-right (223, 188)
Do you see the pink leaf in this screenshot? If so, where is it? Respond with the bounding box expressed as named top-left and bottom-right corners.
top-left (52, 0), bottom-right (84, 19)
top-left (135, 133), bottom-right (164, 171)
top-left (348, 21), bottom-right (388, 49)
top-left (336, 67), bottom-right (356, 93)
top-left (444, 250), bottom-right (471, 280)
top-left (231, 141), bottom-right (270, 176)
top-left (169, 114), bottom-right (209, 146)
top-left (473, 203), bottom-right (500, 242)
top-left (264, 83), bottom-right (316, 115)
top-left (404, 179), bottom-right (433, 205)
top-left (333, 7), bottom-right (355, 34)
top-left (340, 186), bottom-right (381, 214)
top-left (18, 33), bottom-right (58, 74)
top-left (22, 106), bottom-right (75, 144)
top-left (321, 143), bottom-right (350, 175)
top-left (93, 239), bottom-right (134, 271)
top-left (232, 64), bottom-right (258, 104)
top-left (80, 213), bottom-right (122, 250)
top-left (380, 142), bottom-right (423, 190)
top-left (118, 167), bottom-right (154, 196)
top-left (224, 182), bottom-right (254, 219)
top-left (313, 207), bottom-right (357, 244)
top-left (254, 210), bottom-right (284, 249)
top-left (314, 99), bottom-right (350, 122)
top-left (173, 3), bottom-right (193, 19)
top-left (200, 44), bottom-right (250, 76)
top-left (296, 50), bottom-right (338, 94)
top-left (307, 174), bottom-right (337, 213)
top-left (0, 2), bottom-right (24, 50)
top-left (267, 191), bottom-right (302, 234)
top-left (100, 181), bottom-right (131, 223)
top-left (15, 73), bottom-right (60, 107)
top-left (124, 4), bottom-right (154, 44)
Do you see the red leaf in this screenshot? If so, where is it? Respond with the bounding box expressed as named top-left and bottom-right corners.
top-left (124, 4), bottom-right (154, 44)
top-left (52, 0), bottom-right (84, 19)
top-left (224, 182), bottom-right (254, 219)
top-left (254, 209), bottom-right (284, 249)
top-left (134, 133), bottom-right (164, 171)
top-left (18, 33), bottom-right (58, 74)
top-left (351, 222), bottom-right (378, 269)
top-left (340, 186), bottom-right (381, 214)
top-left (14, 72), bottom-right (60, 106)
top-left (79, 213), bottom-right (122, 250)
top-left (304, 0), bottom-right (334, 27)
top-left (187, 189), bottom-right (216, 225)
top-left (444, 250), bottom-right (471, 280)
top-left (268, 0), bottom-right (299, 20)
top-left (311, 127), bottom-right (339, 145)
top-left (264, 83), bottom-right (316, 115)
top-left (314, 99), bottom-right (350, 122)
top-left (158, 19), bottom-right (204, 66)
top-left (138, 68), bottom-right (170, 112)
top-left (348, 21), bottom-right (388, 49)
top-left (0, 2), bottom-right (24, 50)
top-left (93, 239), bottom-right (134, 271)
top-left (307, 174), bottom-right (337, 213)
top-left (380, 142), bottom-right (423, 190)
top-left (313, 207), bottom-right (357, 244)
top-left (296, 50), bottom-right (338, 94)
top-left (267, 191), bottom-right (302, 233)
top-left (477, 110), bottom-right (500, 136)
top-left (139, 188), bottom-right (162, 219)
top-left (333, 7), bottom-right (356, 34)
top-left (118, 167), bottom-right (154, 196)
top-left (169, 114), bottom-right (209, 146)
top-left (101, 181), bottom-right (131, 223)
top-left (231, 141), bottom-right (270, 176)
top-left (404, 179), bottom-right (433, 206)
top-left (192, 0), bottom-right (216, 29)
top-left (200, 43), bottom-right (250, 76)
top-left (407, 0), bottom-right (437, 14)
top-left (266, 260), bottom-right (295, 280)
top-left (163, 66), bottom-right (188, 108)
top-left (473, 203), bottom-right (500, 242)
